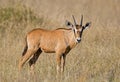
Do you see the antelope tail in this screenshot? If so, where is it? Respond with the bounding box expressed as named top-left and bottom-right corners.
top-left (22, 36), bottom-right (28, 56)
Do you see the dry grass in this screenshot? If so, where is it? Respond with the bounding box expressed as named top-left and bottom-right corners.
top-left (0, 0), bottom-right (120, 82)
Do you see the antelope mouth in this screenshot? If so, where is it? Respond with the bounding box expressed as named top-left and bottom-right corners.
top-left (76, 38), bottom-right (81, 43)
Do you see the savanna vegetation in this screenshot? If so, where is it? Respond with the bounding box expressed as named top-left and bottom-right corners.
top-left (0, 0), bottom-right (120, 82)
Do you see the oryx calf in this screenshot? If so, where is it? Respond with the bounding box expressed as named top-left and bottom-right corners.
top-left (18, 15), bottom-right (91, 74)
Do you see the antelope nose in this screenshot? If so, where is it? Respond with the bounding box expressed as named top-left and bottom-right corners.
top-left (77, 38), bottom-right (81, 43)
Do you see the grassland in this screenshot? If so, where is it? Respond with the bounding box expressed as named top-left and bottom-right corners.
top-left (0, 0), bottom-right (120, 82)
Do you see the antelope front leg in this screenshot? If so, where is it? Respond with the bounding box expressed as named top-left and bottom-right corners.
top-left (61, 54), bottom-right (66, 73)
top-left (56, 54), bottom-right (62, 75)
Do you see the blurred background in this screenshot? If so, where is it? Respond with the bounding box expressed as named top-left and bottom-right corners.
top-left (0, 0), bottom-right (120, 82)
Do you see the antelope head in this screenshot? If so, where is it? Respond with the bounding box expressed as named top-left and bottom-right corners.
top-left (66, 15), bottom-right (91, 43)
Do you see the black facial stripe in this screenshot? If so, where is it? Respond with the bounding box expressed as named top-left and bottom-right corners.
top-left (80, 28), bottom-right (84, 38)
top-left (73, 29), bottom-right (77, 38)
top-left (73, 29), bottom-right (75, 33)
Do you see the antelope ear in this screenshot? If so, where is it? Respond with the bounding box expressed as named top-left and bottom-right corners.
top-left (84, 22), bottom-right (91, 29)
top-left (65, 20), bottom-right (73, 28)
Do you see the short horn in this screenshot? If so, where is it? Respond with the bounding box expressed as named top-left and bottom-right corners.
top-left (80, 15), bottom-right (83, 26)
top-left (72, 15), bottom-right (77, 25)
